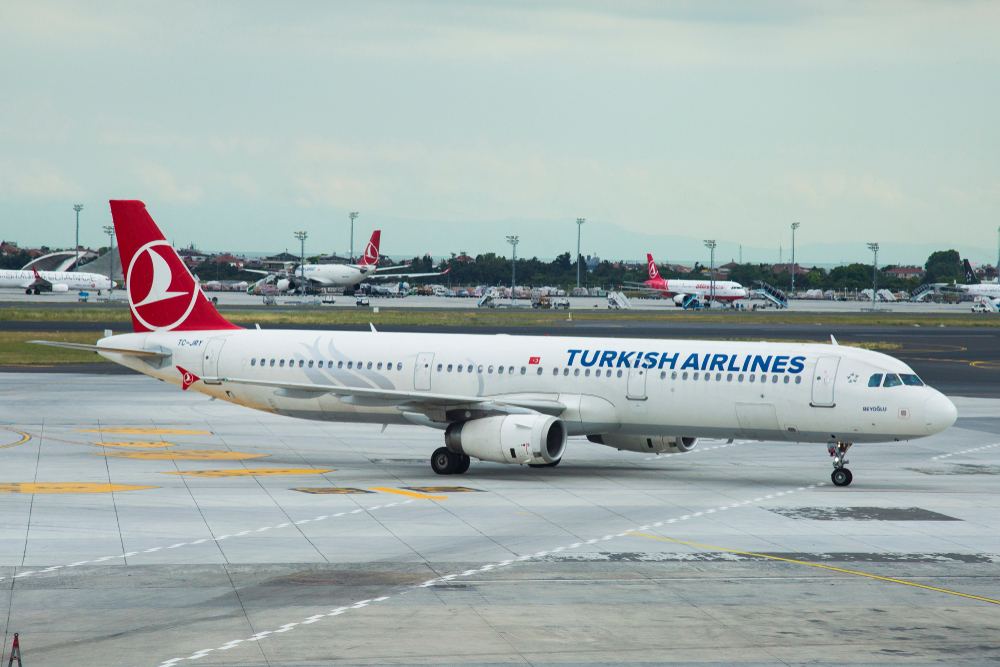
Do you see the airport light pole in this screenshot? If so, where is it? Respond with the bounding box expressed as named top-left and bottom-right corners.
top-left (103, 225), bottom-right (115, 298)
top-left (349, 212), bottom-right (358, 263)
top-left (576, 218), bottom-right (585, 290)
top-left (704, 240), bottom-right (716, 305)
top-left (506, 235), bottom-right (519, 305)
top-left (295, 231), bottom-right (307, 298)
top-left (867, 242), bottom-right (879, 309)
top-left (73, 204), bottom-right (83, 271)
top-left (790, 222), bottom-right (800, 294)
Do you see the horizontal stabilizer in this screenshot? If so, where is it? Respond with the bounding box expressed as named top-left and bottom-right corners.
top-left (28, 341), bottom-right (172, 358)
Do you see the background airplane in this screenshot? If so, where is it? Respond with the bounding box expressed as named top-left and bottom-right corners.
top-left (0, 267), bottom-right (113, 294)
top-left (627, 253), bottom-right (747, 307)
top-left (249, 230), bottom-right (448, 294)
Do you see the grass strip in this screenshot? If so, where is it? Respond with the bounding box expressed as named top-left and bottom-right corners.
top-left (0, 331), bottom-right (108, 364)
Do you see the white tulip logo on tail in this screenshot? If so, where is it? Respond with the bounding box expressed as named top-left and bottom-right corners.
top-left (364, 242), bottom-right (378, 264)
top-left (127, 240), bottom-right (199, 331)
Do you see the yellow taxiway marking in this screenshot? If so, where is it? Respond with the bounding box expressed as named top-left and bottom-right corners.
top-left (163, 468), bottom-right (333, 478)
top-left (95, 450), bottom-right (268, 461)
top-left (627, 532), bottom-right (1000, 607)
top-left (0, 427), bottom-right (31, 449)
top-left (96, 441), bottom-right (177, 448)
top-left (295, 487), bottom-right (374, 494)
top-left (0, 483), bottom-right (157, 494)
top-left (368, 487), bottom-right (448, 499)
top-left (78, 428), bottom-right (212, 435)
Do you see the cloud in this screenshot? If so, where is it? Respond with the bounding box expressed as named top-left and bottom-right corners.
top-left (0, 159), bottom-right (84, 199)
top-left (138, 165), bottom-right (203, 204)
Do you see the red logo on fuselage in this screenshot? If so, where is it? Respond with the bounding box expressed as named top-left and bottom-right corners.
top-left (127, 241), bottom-right (198, 331)
top-left (177, 366), bottom-right (200, 390)
top-left (529, 357), bottom-right (540, 364)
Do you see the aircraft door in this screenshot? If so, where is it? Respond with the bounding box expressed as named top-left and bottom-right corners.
top-left (811, 356), bottom-right (840, 407)
top-left (202, 338), bottom-right (226, 378)
top-left (626, 367), bottom-right (647, 399)
top-left (414, 352), bottom-right (434, 391)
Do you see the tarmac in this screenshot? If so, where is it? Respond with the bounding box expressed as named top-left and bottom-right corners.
top-left (0, 372), bottom-right (999, 665)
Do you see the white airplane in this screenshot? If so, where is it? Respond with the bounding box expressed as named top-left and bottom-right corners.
top-left (627, 254), bottom-right (748, 306)
top-left (0, 266), bottom-right (113, 294)
top-left (32, 201), bottom-right (958, 488)
top-left (951, 260), bottom-right (1000, 308)
top-left (251, 230), bottom-right (448, 293)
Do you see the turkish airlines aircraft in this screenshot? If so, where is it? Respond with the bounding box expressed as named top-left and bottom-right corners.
top-left (253, 230), bottom-right (449, 293)
top-left (32, 201), bottom-right (958, 488)
top-left (0, 267), bottom-right (113, 294)
top-left (631, 254), bottom-right (747, 306)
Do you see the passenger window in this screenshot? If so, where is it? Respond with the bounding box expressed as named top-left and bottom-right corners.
top-left (467, 365), bottom-right (473, 373)
top-left (727, 373), bottom-right (733, 382)
top-left (308, 360), bottom-right (314, 368)
top-left (883, 374), bottom-right (902, 387)
top-left (537, 367), bottom-right (543, 375)
top-left (682, 372), bottom-right (688, 380)
top-left (377, 362), bottom-right (382, 370)
top-left (585, 369), bottom-right (591, 377)
top-left (738, 374), bottom-right (744, 382)
top-left (299, 360), bottom-right (304, 368)
top-left (437, 364), bottom-right (442, 371)
top-left (783, 375), bottom-right (789, 384)
top-left (900, 374), bottom-right (924, 386)
top-left (270, 359), bottom-right (275, 367)
top-left (338, 361), bottom-right (344, 369)
top-left (671, 371), bottom-right (677, 380)
top-left (771, 375), bottom-right (777, 383)
top-left (574, 368), bottom-right (580, 376)
top-left (508, 366), bottom-right (514, 375)
top-left (716, 373), bottom-right (721, 381)
top-left (447, 364), bottom-right (453, 372)
top-left (457, 364), bottom-right (463, 372)
top-left (520, 367), bottom-right (526, 375)
top-left (367, 362), bottom-right (372, 369)
top-left (397, 363), bottom-right (402, 370)
top-left (488, 366), bottom-right (494, 374)
top-left (693, 372), bottom-right (699, 380)
top-left (795, 376), bottom-right (802, 384)
top-left (348, 361), bottom-right (354, 369)
top-left (280, 359), bottom-right (285, 367)
top-left (659, 371), bottom-right (665, 379)
top-left (617, 369), bottom-right (623, 378)
top-left (749, 374), bottom-right (755, 383)
top-left (553, 368), bottom-right (559, 376)
top-left (868, 374), bottom-right (883, 387)
top-left (251, 358), bottom-right (256, 366)
top-left (478, 365), bottom-right (483, 373)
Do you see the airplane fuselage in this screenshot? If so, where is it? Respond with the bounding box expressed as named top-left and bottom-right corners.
top-left (99, 329), bottom-right (954, 446)
top-left (0, 269), bottom-right (113, 292)
top-left (645, 278), bottom-right (748, 302)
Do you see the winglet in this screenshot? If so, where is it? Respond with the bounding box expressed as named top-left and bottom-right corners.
top-left (177, 366), bottom-right (200, 390)
top-left (370, 323), bottom-right (377, 333)
top-left (830, 335), bottom-right (838, 346)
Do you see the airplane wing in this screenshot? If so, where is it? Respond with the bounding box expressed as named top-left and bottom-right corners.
top-left (243, 269), bottom-right (272, 276)
top-left (371, 268), bottom-right (451, 280)
top-left (28, 341), bottom-right (173, 358)
top-left (211, 375), bottom-right (565, 416)
top-left (28, 268), bottom-right (52, 289)
top-left (373, 264), bottom-right (410, 273)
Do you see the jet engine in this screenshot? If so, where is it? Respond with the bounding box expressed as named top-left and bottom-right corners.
top-left (51, 284), bottom-right (69, 292)
top-left (672, 294), bottom-right (688, 306)
top-left (275, 278), bottom-right (293, 292)
top-left (445, 414), bottom-right (567, 466)
top-left (587, 434), bottom-right (697, 454)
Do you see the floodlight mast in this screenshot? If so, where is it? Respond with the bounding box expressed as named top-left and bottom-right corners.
top-left (704, 239), bottom-right (716, 305)
top-left (73, 204), bottom-right (83, 271)
top-left (103, 225), bottom-right (115, 298)
top-left (295, 231), bottom-right (308, 298)
top-left (576, 218), bottom-right (585, 289)
top-left (506, 235), bottom-right (519, 305)
top-left (867, 242), bottom-right (879, 309)
top-left (349, 212), bottom-right (358, 263)
top-left (790, 222), bottom-right (800, 293)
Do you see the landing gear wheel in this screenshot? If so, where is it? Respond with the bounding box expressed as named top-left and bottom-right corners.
top-left (831, 468), bottom-right (853, 487)
top-left (454, 455), bottom-right (471, 475)
top-left (431, 447), bottom-right (458, 475)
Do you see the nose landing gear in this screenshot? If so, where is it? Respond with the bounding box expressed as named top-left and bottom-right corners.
top-left (828, 442), bottom-right (853, 487)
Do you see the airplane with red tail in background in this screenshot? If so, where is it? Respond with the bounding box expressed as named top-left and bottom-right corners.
top-left (625, 253), bottom-right (748, 307)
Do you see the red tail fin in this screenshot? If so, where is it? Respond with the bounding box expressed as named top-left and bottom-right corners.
top-left (109, 200), bottom-right (240, 333)
top-left (358, 230), bottom-right (380, 266)
top-left (647, 253), bottom-right (660, 281)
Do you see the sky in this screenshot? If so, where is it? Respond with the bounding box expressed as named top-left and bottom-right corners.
top-left (1, 1), bottom-right (998, 267)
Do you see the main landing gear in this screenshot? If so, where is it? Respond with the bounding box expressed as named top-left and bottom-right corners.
top-left (828, 442), bottom-right (853, 487)
top-left (431, 447), bottom-right (470, 475)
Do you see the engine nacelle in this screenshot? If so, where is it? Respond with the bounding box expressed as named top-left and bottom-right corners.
top-left (445, 415), bottom-right (567, 465)
top-left (672, 294), bottom-right (687, 305)
top-left (51, 284), bottom-right (69, 292)
top-left (587, 434), bottom-right (697, 454)
top-left (275, 278), bottom-right (292, 292)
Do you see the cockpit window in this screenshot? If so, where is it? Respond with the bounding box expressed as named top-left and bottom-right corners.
top-left (883, 373), bottom-right (902, 387)
top-left (868, 374), bottom-right (883, 387)
top-left (900, 374), bottom-right (924, 386)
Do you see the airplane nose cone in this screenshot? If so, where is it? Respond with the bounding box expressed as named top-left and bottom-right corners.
top-left (924, 392), bottom-right (957, 434)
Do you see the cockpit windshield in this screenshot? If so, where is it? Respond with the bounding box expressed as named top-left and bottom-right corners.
top-left (900, 374), bottom-right (924, 386)
top-left (883, 374), bottom-right (902, 387)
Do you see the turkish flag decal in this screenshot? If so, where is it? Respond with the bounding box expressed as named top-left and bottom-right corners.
top-left (528, 357), bottom-right (540, 364)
